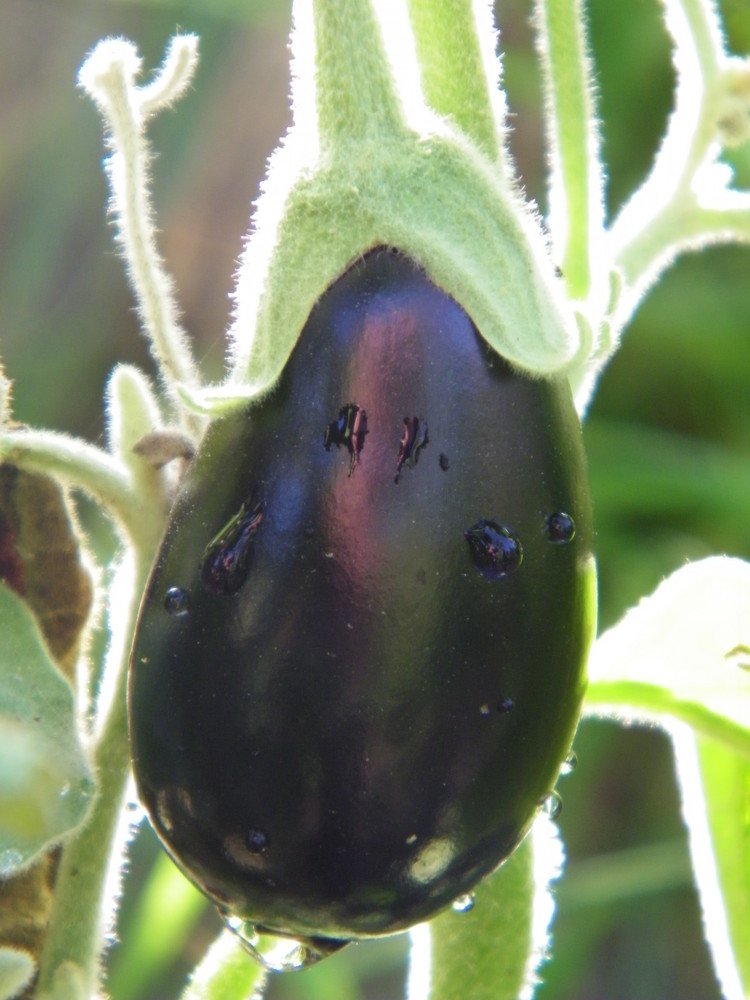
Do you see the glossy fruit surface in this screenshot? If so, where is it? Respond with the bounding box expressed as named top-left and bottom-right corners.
top-left (129, 247), bottom-right (595, 944)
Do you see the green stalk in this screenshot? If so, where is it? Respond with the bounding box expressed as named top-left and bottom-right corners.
top-left (312, 0), bottom-right (405, 147)
top-left (406, 0), bottom-right (500, 160)
top-left (34, 547), bottom-right (153, 1000)
top-left (535, 0), bottom-right (602, 301)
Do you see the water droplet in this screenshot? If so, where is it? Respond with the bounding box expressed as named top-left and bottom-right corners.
top-left (0, 848), bottom-right (24, 877)
top-left (560, 751), bottom-right (578, 776)
top-left (479, 703), bottom-right (490, 716)
top-left (497, 697), bottom-right (514, 714)
top-left (544, 512), bottom-right (575, 544)
top-left (220, 911), bottom-right (348, 972)
top-left (405, 833), bottom-right (418, 846)
top-left (201, 490), bottom-right (265, 595)
top-left (395, 416), bottom-right (428, 483)
top-left (464, 520), bottom-right (522, 579)
top-left (439, 452), bottom-right (450, 472)
top-left (452, 893), bottom-right (475, 913)
top-left (59, 781), bottom-right (71, 798)
top-left (541, 790), bottom-right (563, 820)
top-left (164, 586), bottom-right (190, 616)
top-left (246, 828), bottom-right (268, 853)
top-left (324, 403), bottom-right (368, 476)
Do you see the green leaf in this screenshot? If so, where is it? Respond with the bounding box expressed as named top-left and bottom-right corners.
top-left (585, 557), bottom-right (750, 759)
top-left (0, 582), bottom-right (94, 875)
top-left (423, 816), bottom-right (563, 1000)
top-left (180, 930), bottom-right (267, 1000)
top-left (0, 947), bottom-right (35, 1000)
top-left (673, 729), bottom-right (750, 999)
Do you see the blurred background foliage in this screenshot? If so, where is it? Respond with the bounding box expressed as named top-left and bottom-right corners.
top-left (1, 1), bottom-right (748, 998)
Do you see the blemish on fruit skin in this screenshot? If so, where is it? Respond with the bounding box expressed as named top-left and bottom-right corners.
top-left (324, 403), bottom-right (368, 476)
top-left (394, 416), bottom-right (428, 483)
top-left (201, 491), bottom-right (265, 595)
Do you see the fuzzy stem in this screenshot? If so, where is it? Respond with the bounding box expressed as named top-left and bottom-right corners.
top-left (34, 547), bottom-right (153, 1000)
top-left (78, 38), bottom-right (202, 435)
top-left (312, 0), bottom-right (406, 148)
top-left (405, 0), bottom-right (500, 160)
top-left (535, 0), bottom-right (602, 302)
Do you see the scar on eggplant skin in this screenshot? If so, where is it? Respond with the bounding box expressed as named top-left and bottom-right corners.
top-left (395, 417), bottom-right (428, 484)
top-left (324, 403), bottom-right (368, 476)
top-left (201, 490), bottom-right (265, 595)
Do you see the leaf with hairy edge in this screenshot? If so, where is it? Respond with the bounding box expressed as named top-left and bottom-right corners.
top-left (0, 583), bottom-right (94, 876)
top-left (420, 815), bottom-right (563, 1000)
top-left (585, 556), bottom-right (750, 757)
top-left (673, 728), bottom-right (750, 1000)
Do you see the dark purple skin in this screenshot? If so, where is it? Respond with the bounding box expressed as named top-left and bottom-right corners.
top-left (128, 246), bottom-right (594, 943)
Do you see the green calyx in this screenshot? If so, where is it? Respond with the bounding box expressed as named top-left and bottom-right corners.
top-left (185, 0), bottom-right (580, 414)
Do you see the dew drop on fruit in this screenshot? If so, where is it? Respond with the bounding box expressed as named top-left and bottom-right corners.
top-left (560, 751), bottom-right (578, 776)
top-left (479, 703), bottom-right (491, 717)
top-left (395, 416), bottom-right (428, 483)
top-left (464, 520), bottom-right (522, 579)
top-left (221, 912), bottom-right (348, 971)
top-left (452, 893), bottom-right (475, 913)
top-left (246, 828), bottom-right (269, 853)
top-left (497, 697), bottom-right (514, 714)
top-left (541, 790), bottom-right (563, 820)
top-left (164, 586), bottom-right (190, 617)
top-left (201, 492), bottom-right (265, 595)
top-left (544, 511), bottom-right (576, 544)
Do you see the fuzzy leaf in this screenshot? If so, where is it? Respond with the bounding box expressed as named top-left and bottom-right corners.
top-left (585, 557), bottom-right (750, 758)
top-left (0, 583), bottom-right (94, 875)
top-left (673, 729), bottom-right (750, 1000)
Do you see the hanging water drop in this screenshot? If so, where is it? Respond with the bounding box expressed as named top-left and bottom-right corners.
top-left (164, 586), bottom-right (190, 617)
top-left (544, 512), bottom-right (575, 544)
top-left (497, 697), bottom-right (514, 714)
top-left (221, 911), bottom-right (348, 972)
top-left (464, 520), bottom-right (522, 579)
top-left (452, 893), bottom-right (475, 913)
top-left (560, 751), bottom-right (578, 776)
top-left (541, 790), bottom-right (563, 820)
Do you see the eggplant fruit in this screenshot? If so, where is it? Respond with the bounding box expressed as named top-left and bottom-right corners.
top-left (129, 247), bottom-right (594, 951)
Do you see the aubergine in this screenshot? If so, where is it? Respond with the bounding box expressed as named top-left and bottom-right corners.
top-left (128, 246), bottom-right (594, 951)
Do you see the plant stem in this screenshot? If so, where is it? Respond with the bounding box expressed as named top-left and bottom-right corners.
top-left (34, 547), bottom-right (153, 1000)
